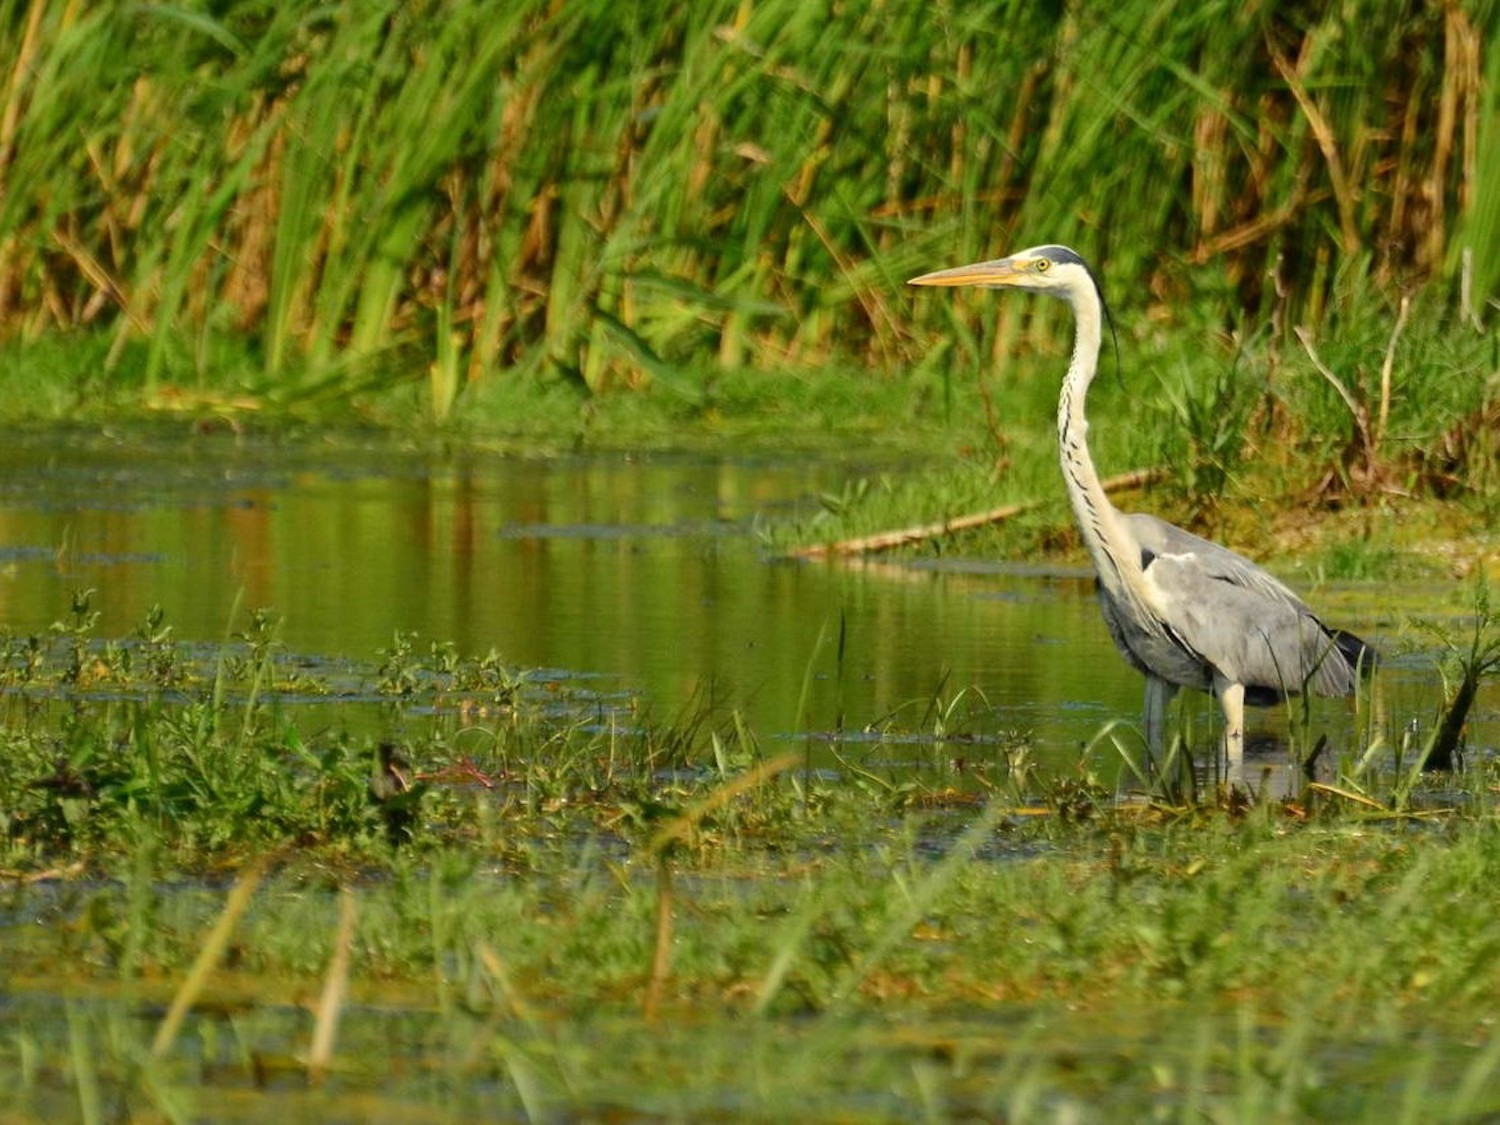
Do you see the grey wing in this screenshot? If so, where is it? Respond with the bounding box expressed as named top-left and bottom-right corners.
top-left (1124, 514), bottom-right (1357, 699)
top-left (1125, 514), bottom-right (1305, 607)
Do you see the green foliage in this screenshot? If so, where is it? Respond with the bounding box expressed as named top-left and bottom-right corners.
top-left (0, 0), bottom-right (1488, 418)
top-left (1317, 537), bottom-right (1400, 582)
top-left (1426, 576), bottom-right (1500, 770)
top-left (1276, 287), bottom-right (1497, 502)
top-left (0, 603), bottom-right (515, 861)
top-left (1152, 350), bottom-right (1261, 520)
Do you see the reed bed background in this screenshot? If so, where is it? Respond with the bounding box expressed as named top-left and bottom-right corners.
top-left (0, 0), bottom-right (1493, 417)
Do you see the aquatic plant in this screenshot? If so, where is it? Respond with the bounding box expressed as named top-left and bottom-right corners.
top-left (3, 598), bottom-right (1500, 1119)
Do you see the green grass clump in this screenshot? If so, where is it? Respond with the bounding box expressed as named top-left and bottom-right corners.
top-left (771, 297), bottom-right (1497, 563)
top-left (8, 799), bottom-right (1500, 1119)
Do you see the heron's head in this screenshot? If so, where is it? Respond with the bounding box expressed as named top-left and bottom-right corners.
top-left (907, 244), bottom-right (1097, 305)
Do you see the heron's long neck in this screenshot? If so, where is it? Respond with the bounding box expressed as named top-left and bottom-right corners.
top-left (1056, 292), bottom-right (1133, 594)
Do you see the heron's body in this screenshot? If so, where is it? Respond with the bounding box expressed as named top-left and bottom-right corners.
top-left (910, 244), bottom-right (1373, 764)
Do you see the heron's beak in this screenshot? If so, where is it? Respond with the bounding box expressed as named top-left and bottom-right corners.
top-left (907, 258), bottom-right (1024, 288)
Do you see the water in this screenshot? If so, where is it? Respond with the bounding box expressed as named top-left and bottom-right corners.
top-left (0, 429), bottom-right (1489, 1119)
top-left (0, 428), bottom-right (1467, 766)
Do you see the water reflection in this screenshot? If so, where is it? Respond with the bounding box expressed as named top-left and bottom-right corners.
top-left (0, 430), bottom-right (1469, 770)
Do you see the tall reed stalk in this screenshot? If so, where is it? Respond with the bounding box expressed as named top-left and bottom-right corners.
top-left (0, 0), bottom-right (1489, 407)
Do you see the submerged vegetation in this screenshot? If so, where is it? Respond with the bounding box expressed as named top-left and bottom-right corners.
top-left (5, 598), bottom-right (1500, 1117)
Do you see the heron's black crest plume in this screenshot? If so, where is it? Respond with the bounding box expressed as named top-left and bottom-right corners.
top-left (1044, 246), bottom-right (1121, 389)
top-left (1099, 277), bottom-right (1122, 389)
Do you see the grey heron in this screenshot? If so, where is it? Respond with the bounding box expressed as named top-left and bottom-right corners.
top-left (909, 244), bottom-right (1374, 767)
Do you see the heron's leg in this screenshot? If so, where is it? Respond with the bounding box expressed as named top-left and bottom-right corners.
top-left (1142, 674), bottom-right (1177, 765)
top-left (1214, 676), bottom-right (1246, 768)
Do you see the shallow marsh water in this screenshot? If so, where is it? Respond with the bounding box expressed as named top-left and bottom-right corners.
top-left (0, 429), bottom-right (1464, 770)
top-left (3, 430), bottom-right (1499, 1121)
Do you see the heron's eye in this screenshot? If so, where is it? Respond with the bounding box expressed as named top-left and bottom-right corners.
top-left (1035, 259), bottom-right (1051, 273)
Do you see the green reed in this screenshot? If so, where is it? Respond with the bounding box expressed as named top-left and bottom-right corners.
top-left (0, 0), bottom-right (1488, 416)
